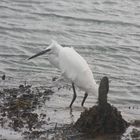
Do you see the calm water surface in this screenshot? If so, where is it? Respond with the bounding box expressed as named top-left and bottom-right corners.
top-left (0, 0), bottom-right (140, 138)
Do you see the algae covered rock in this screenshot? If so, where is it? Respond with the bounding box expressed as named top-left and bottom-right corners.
top-left (75, 77), bottom-right (128, 137)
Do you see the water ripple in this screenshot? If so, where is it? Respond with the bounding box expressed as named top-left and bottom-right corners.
top-left (0, 0), bottom-right (140, 104)
top-left (32, 12), bottom-right (140, 28)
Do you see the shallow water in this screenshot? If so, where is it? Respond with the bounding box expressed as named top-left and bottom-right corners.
top-left (0, 0), bottom-right (140, 139)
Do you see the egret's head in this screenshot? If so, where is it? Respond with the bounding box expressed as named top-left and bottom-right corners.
top-left (28, 40), bottom-right (61, 60)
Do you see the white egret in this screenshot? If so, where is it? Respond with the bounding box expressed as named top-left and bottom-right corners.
top-left (28, 40), bottom-right (98, 108)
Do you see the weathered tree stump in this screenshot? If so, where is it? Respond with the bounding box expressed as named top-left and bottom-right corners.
top-left (75, 76), bottom-right (128, 137)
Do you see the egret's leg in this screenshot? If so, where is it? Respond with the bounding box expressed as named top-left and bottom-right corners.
top-left (81, 92), bottom-right (88, 106)
top-left (69, 83), bottom-right (77, 108)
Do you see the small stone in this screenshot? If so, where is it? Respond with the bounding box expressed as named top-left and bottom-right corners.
top-left (130, 128), bottom-right (140, 138)
top-left (132, 120), bottom-right (140, 127)
top-left (52, 76), bottom-right (58, 81)
top-left (2, 74), bottom-right (6, 80)
top-left (19, 84), bottom-right (24, 89)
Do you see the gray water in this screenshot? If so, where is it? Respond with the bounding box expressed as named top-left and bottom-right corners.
top-left (0, 0), bottom-right (140, 136)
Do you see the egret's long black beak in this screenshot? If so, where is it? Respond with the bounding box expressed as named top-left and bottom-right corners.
top-left (28, 49), bottom-right (51, 60)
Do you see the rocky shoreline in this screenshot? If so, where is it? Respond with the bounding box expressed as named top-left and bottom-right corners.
top-left (0, 83), bottom-right (54, 139)
top-left (0, 77), bottom-right (140, 140)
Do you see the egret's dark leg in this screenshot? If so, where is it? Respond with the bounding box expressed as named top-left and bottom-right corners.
top-left (69, 83), bottom-right (77, 108)
top-left (81, 92), bottom-right (88, 106)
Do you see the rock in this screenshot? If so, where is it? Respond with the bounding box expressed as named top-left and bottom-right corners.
top-left (75, 76), bottom-right (128, 137)
top-left (132, 120), bottom-right (140, 127)
top-left (130, 128), bottom-right (140, 139)
top-left (2, 74), bottom-right (6, 80)
top-left (0, 84), bottom-right (53, 137)
top-left (44, 89), bottom-right (54, 95)
top-left (52, 76), bottom-right (58, 81)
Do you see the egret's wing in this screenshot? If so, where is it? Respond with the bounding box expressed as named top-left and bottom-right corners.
top-left (59, 47), bottom-right (91, 80)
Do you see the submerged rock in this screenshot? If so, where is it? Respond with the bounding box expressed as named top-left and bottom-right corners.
top-left (75, 77), bottom-right (128, 137)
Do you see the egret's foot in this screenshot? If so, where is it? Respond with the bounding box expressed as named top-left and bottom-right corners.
top-left (52, 76), bottom-right (59, 81)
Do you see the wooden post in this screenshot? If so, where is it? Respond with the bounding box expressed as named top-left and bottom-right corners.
top-left (98, 76), bottom-right (109, 106)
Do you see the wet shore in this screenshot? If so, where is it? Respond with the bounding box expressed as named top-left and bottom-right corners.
top-left (0, 77), bottom-right (140, 140)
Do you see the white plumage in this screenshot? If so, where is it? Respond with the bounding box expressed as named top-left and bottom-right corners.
top-left (28, 40), bottom-right (98, 108)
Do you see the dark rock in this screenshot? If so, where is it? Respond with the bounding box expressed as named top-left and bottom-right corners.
top-left (52, 76), bottom-right (58, 81)
top-left (0, 84), bottom-right (52, 136)
top-left (12, 118), bottom-right (24, 131)
top-left (44, 89), bottom-right (54, 95)
top-left (21, 93), bottom-right (34, 99)
top-left (19, 84), bottom-right (24, 89)
top-left (40, 113), bottom-right (46, 119)
top-left (75, 104), bottom-right (128, 137)
top-left (2, 74), bottom-right (5, 80)
top-left (132, 120), bottom-right (140, 127)
top-left (75, 76), bottom-right (128, 137)
top-left (130, 128), bottom-right (140, 139)
top-left (21, 112), bottom-right (38, 130)
top-left (1, 112), bottom-right (6, 117)
top-left (23, 130), bottom-right (46, 139)
top-left (19, 84), bottom-right (32, 93)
